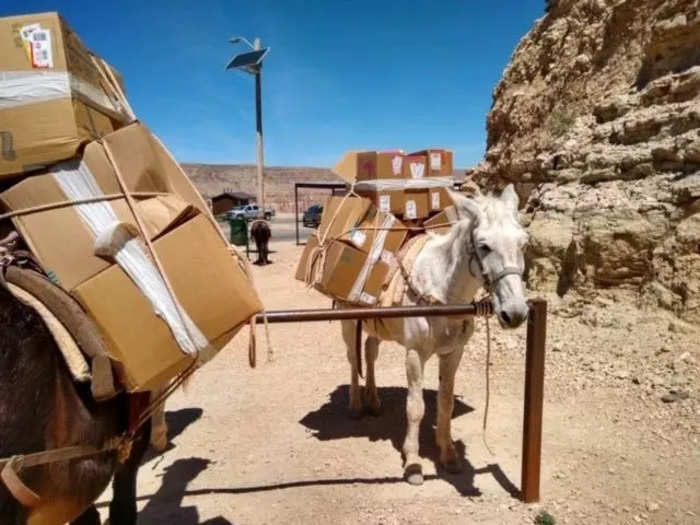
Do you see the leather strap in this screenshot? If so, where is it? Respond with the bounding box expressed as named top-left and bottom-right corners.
top-left (1, 457), bottom-right (40, 508)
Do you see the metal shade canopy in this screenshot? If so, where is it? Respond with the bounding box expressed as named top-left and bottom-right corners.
top-left (225, 48), bottom-right (269, 73)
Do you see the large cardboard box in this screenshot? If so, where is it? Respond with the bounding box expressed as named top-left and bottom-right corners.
top-left (295, 236), bottom-right (390, 306)
top-left (341, 209), bottom-right (407, 256)
top-left (317, 195), bottom-right (372, 242)
top-left (0, 12), bottom-right (133, 177)
top-left (333, 151), bottom-right (406, 183)
top-left (409, 149), bottom-right (454, 176)
top-left (73, 214), bottom-right (262, 391)
top-left (0, 121), bottom-right (215, 290)
top-left (429, 186), bottom-right (453, 212)
top-left (402, 155), bottom-right (428, 179)
top-left (403, 188), bottom-right (430, 220)
top-left (354, 185), bottom-right (405, 216)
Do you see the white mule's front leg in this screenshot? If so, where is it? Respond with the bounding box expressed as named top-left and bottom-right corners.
top-left (403, 348), bottom-right (426, 485)
top-left (436, 346), bottom-right (465, 473)
top-left (364, 336), bottom-right (381, 416)
top-left (341, 320), bottom-right (363, 419)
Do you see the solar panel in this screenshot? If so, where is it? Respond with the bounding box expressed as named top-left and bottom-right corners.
top-left (225, 48), bottom-right (269, 72)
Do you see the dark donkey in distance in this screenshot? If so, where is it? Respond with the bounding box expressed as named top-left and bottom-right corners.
top-left (0, 283), bottom-right (150, 525)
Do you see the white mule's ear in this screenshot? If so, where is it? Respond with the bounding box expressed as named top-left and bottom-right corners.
top-left (501, 184), bottom-right (519, 212)
top-left (447, 189), bottom-right (483, 226)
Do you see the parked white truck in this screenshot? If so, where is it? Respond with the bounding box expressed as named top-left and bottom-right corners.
top-left (226, 204), bottom-right (275, 221)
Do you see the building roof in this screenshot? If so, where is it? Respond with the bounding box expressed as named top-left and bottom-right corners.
top-left (212, 191), bottom-right (256, 201)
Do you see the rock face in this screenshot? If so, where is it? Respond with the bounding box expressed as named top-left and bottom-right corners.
top-left (474, 0), bottom-right (700, 323)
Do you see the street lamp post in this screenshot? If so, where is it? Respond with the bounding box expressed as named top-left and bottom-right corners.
top-left (226, 36), bottom-right (270, 212)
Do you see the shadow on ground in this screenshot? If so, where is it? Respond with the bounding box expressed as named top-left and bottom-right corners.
top-left (143, 407), bottom-right (204, 463)
top-left (299, 385), bottom-right (519, 498)
top-left (137, 457), bottom-right (232, 524)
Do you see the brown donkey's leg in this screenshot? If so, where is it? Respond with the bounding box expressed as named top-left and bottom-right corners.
top-left (108, 420), bottom-right (151, 525)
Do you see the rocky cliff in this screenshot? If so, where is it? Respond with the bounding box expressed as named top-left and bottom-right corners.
top-left (474, 0), bottom-right (700, 323)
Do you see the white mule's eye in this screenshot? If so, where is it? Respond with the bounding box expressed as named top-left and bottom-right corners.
top-left (479, 243), bottom-right (492, 254)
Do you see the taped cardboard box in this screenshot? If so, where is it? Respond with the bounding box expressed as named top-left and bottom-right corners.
top-left (0, 12), bottom-right (133, 177)
top-left (403, 188), bottom-right (430, 220)
top-left (0, 140), bottom-right (175, 291)
top-left (429, 186), bottom-right (453, 212)
top-left (333, 150), bottom-right (406, 183)
top-left (317, 195), bottom-right (372, 242)
top-left (354, 185), bottom-right (405, 216)
top-left (298, 238), bottom-right (389, 306)
top-left (73, 214), bottom-right (263, 391)
top-left (409, 149), bottom-right (453, 176)
top-left (402, 155), bottom-right (428, 179)
top-left (341, 209), bottom-right (407, 256)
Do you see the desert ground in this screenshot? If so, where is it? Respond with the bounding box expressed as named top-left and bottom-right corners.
top-left (97, 215), bottom-right (699, 525)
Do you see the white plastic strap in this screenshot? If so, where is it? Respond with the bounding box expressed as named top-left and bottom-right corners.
top-left (348, 214), bottom-right (395, 303)
top-left (354, 176), bottom-right (453, 191)
top-left (0, 70), bottom-right (127, 118)
top-left (51, 160), bottom-right (208, 356)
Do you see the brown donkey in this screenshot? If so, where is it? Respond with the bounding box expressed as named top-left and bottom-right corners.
top-left (0, 284), bottom-right (150, 525)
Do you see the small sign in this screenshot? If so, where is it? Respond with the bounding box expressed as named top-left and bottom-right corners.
top-left (410, 162), bottom-right (425, 179)
top-left (391, 155), bottom-right (403, 175)
top-left (430, 152), bottom-right (441, 171)
top-left (431, 191), bottom-right (441, 210)
top-left (405, 200), bottom-right (417, 219)
top-left (379, 195), bottom-right (391, 213)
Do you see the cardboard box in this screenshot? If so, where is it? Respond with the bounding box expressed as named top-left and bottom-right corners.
top-left (409, 149), bottom-right (454, 176)
top-left (402, 155), bottom-right (428, 179)
top-left (403, 188), bottom-right (430, 220)
top-left (0, 12), bottom-right (133, 177)
top-left (316, 240), bottom-right (389, 305)
top-left (354, 186), bottom-right (405, 216)
top-left (0, 139), bottom-right (175, 291)
top-left (317, 195), bottom-right (372, 242)
top-left (333, 151), bottom-right (406, 183)
top-left (341, 209), bottom-right (407, 256)
top-left (424, 205), bottom-right (459, 235)
top-left (428, 186), bottom-right (453, 212)
top-left (72, 214), bottom-right (263, 391)
top-left (0, 121), bottom-right (219, 290)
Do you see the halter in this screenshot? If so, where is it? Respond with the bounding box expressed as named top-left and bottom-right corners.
top-left (468, 226), bottom-right (522, 293)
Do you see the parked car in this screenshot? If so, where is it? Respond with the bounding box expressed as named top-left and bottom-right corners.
top-left (302, 204), bottom-right (323, 228)
top-left (228, 204), bottom-right (275, 221)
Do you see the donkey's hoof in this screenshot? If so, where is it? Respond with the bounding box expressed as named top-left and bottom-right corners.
top-left (404, 463), bottom-right (424, 485)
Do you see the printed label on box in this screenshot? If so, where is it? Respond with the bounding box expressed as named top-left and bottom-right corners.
top-left (391, 155), bottom-right (403, 175)
top-left (360, 292), bottom-right (377, 305)
top-left (405, 200), bottom-right (417, 219)
top-left (430, 152), bottom-right (441, 171)
top-left (410, 162), bottom-right (425, 179)
top-left (379, 195), bottom-right (391, 213)
top-left (30, 29), bottom-right (53, 68)
top-left (351, 229), bottom-right (366, 248)
top-left (431, 191), bottom-right (441, 210)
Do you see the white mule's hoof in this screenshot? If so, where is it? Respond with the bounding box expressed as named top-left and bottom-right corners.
top-left (405, 464), bottom-right (424, 485)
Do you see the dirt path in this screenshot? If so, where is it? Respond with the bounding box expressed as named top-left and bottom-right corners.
top-left (98, 228), bottom-right (700, 524)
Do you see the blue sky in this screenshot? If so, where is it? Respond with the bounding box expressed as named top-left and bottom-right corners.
top-left (5, 1), bottom-right (544, 167)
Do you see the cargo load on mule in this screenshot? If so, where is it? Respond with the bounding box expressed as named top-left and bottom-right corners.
top-left (0, 12), bottom-right (263, 396)
top-left (0, 12), bottom-right (263, 522)
top-left (296, 149), bottom-right (461, 312)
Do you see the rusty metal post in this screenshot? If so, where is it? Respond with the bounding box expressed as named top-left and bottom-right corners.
top-left (295, 183), bottom-right (300, 246)
top-left (521, 298), bottom-right (547, 503)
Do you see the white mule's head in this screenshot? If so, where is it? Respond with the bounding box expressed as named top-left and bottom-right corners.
top-left (448, 185), bottom-right (529, 329)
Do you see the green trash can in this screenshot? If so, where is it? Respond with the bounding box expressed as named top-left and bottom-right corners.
top-left (228, 217), bottom-right (248, 246)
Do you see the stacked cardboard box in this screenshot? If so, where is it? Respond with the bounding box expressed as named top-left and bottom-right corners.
top-left (333, 150), bottom-right (455, 221)
top-left (297, 149), bottom-right (459, 306)
top-left (296, 196), bottom-right (407, 305)
top-left (0, 13), bottom-right (262, 391)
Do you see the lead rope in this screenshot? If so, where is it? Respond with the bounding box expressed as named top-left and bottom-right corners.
top-left (482, 315), bottom-right (495, 455)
